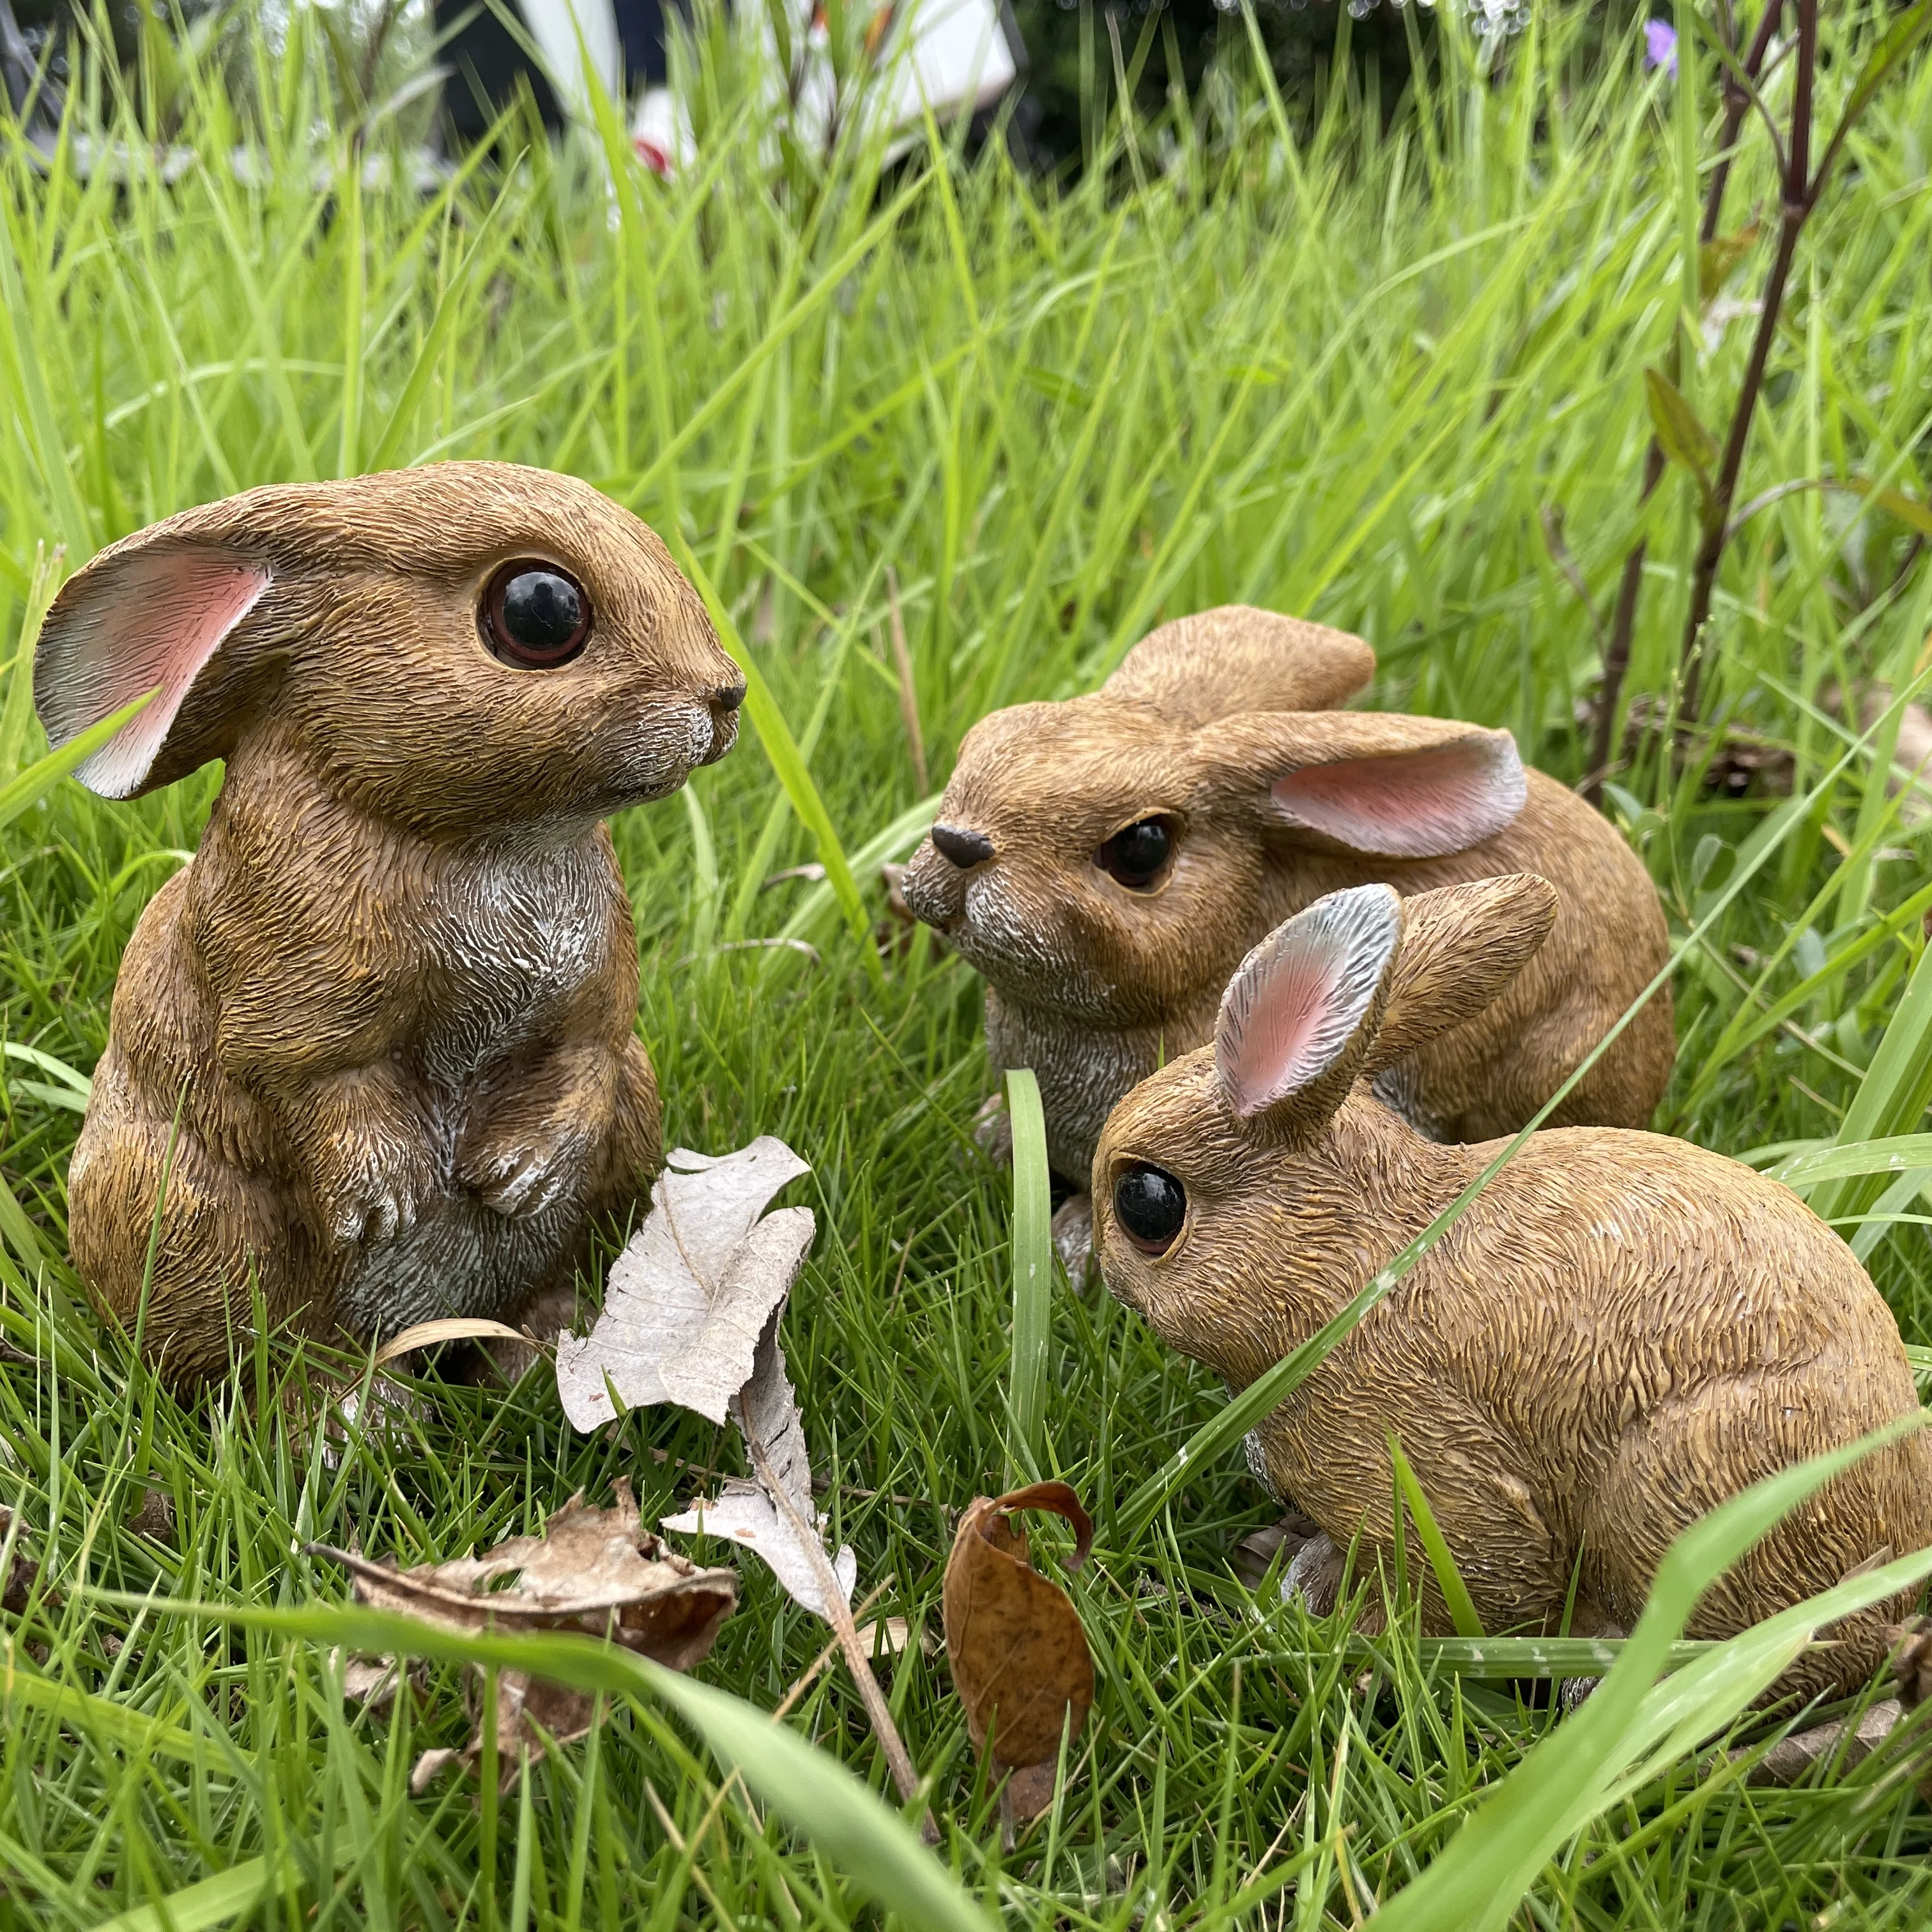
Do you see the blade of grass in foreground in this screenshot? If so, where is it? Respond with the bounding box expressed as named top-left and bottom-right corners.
top-left (1006, 1067), bottom-right (1051, 1482)
top-left (94, 1599), bottom-right (993, 1932)
top-left (95, 1855), bottom-right (293, 1932)
top-left (0, 689), bottom-right (157, 838)
top-left (1370, 1414), bottom-right (1929, 1932)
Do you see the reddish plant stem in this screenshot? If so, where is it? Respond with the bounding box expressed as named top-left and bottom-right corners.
top-left (1678, 0), bottom-right (1818, 723)
top-left (1586, 0), bottom-right (1786, 800)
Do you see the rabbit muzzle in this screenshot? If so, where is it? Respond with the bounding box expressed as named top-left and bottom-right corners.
top-left (900, 834), bottom-right (976, 930)
top-left (698, 677), bottom-right (744, 765)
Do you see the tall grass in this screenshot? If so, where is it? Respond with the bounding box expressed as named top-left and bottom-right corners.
top-left (6, 1), bottom-right (1932, 1923)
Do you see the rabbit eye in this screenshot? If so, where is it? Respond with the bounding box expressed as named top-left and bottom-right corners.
top-left (1114, 1163), bottom-right (1186, 1255)
top-left (481, 560), bottom-right (592, 668)
top-left (1096, 815), bottom-right (1175, 890)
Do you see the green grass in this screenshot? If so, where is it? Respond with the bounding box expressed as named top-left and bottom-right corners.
top-left (9, 0), bottom-right (1932, 1923)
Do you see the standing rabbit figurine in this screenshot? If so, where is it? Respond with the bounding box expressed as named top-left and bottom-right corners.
top-left (1094, 876), bottom-right (1932, 1701)
top-left (901, 606), bottom-right (1673, 1216)
top-left (34, 463), bottom-right (744, 1387)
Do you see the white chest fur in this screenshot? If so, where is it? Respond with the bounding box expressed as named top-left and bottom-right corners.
top-left (415, 834), bottom-right (615, 1087)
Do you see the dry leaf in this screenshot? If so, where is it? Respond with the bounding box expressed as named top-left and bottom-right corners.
top-left (372, 1317), bottom-right (535, 1368)
top-left (315, 1481), bottom-right (736, 1790)
top-left (0, 1506), bottom-right (50, 1616)
top-left (661, 1314), bottom-right (857, 1619)
top-left (411, 1671), bottom-right (605, 1793)
top-left (314, 1479), bottom-right (735, 1662)
top-left (556, 1139), bottom-right (814, 1429)
top-left (1745, 1699), bottom-right (1906, 1786)
top-left (662, 1480), bottom-right (858, 1618)
top-left (856, 1617), bottom-right (926, 1662)
top-left (943, 1481), bottom-right (1095, 1823)
top-left (330, 1648), bottom-right (420, 1712)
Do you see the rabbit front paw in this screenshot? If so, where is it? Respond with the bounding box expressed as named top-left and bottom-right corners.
top-left (312, 1128), bottom-right (434, 1252)
top-left (461, 1126), bottom-right (591, 1220)
top-left (317, 1153), bottom-right (433, 1249)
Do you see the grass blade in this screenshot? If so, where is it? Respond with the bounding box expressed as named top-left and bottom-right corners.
top-left (0, 690), bottom-right (157, 839)
top-left (1006, 1067), bottom-right (1052, 1481)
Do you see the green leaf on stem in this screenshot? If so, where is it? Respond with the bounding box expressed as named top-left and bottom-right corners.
top-left (1698, 224), bottom-right (1759, 300)
top-left (1644, 367), bottom-right (1718, 507)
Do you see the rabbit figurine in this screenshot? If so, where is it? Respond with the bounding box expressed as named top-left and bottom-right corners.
top-left (1094, 875), bottom-right (1932, 1700)
top-left (901, 606), bottom-right (1673, 1202)
top-left (34, 463), bottom-right (744, 1387)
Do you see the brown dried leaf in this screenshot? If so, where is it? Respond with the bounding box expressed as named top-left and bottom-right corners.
top-left (942, 1480), bottom-right (1094, 1818)
top-left (313, 1478), bottom-right (736, 1668)
top-left (1745, 1699), bottom-right (1906, 1785)
top-left (411, 1670), bottom-right (603, 1793)
top-left (331, 1648), bottom-right (421, 1712)
top-left (0, 1506), bottom-right (54, 1616)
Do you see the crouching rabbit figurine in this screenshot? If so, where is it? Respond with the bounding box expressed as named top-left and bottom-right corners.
top-left (34, 463), bottom-right (745, 1387)
top-left (1094, 875), bottom-right (1932, 1702)
top-left (901, 607), bottom-right (1673, 1199)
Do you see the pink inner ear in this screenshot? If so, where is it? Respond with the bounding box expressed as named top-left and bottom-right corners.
top-left (1270, 733), bottom-right (1526, 859)
top-left (1216, 886), bottom-right (1402, 1117)
top-left (38, 548), bottom-right (271, 799)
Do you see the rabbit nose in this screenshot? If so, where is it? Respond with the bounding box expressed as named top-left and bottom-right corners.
top-left (931, 823), bottom-right (995, 870)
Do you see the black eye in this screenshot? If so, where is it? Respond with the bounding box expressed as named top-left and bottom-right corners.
top-left (481, 560), bottom-right (592, 668)
top-left (1114, 1163), bottom-right (1187, 1256)
top-left (1096, 815), bottom-right (1175, 890)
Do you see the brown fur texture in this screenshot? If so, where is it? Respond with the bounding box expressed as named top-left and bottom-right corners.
top-left (1094, 877), bottom-right (1932, 1703)
top-left (36, 463), bottom-right (743, 1388)
top-left (901, 606), bottom-right (1674, 1184)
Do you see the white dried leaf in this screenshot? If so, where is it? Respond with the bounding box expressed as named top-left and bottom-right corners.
top-left (663, 1308), bottom-right (859, 1619)
top-left (555, 1138), bottom-right (814, 1429)
top-left (732, 1312), bottom-right (814, 1522)
top-left (661, 1480), bottom-right (857, 1620)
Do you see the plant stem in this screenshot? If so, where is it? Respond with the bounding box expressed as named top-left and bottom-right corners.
top-left (739, 1379), bottom-right (933, 1833)
top-left (1587, 0), bottom-right (1785, 799)
top-left (1678, 0), bottom-right (1818, 723)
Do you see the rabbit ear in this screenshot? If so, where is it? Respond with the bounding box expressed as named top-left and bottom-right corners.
top-left (1364, 875), bottom-right (1560, 1075)
top-left (34, 540), bottom-right (272, 799)
top-left (1215, 884), bottom-right (1402, 1139)
top-left (1199, 712), bottom-right (1526, 859)
top-left (1104, 606), bottom-right (1374, 726)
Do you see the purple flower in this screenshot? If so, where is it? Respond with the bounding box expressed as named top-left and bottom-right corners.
top-left (1644, 18), bottom-right (1678, 77)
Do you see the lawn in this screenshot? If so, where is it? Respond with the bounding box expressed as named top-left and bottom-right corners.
top-left (8, 2), bottom-right (1932, 1924)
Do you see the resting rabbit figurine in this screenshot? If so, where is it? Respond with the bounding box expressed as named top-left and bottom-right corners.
top-left (901, 606), bottom-right (1673, 1206)
top-left (1094, 875), bottom-right (1931, 1703)
top-left (34, 463), bottom-right (744, 1387)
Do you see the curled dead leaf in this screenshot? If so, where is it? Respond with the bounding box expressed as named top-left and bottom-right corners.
top-left (942, 1480), bottom-right (1094, 1818)
top-left (0, 1506), bottom-right (54, 1616)
top-left (314, 1478), bottom-right (735, 1664)
top-left (315, 1480), bottom-right (736, 1790)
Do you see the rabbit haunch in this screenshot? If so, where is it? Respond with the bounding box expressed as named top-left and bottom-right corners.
top-left (901, 605), bottom-right (1673, 1184)
top-left (1096, 878), bottom-right (1932, 1704)
top-left (37, 463), bottom-right (744, 1386)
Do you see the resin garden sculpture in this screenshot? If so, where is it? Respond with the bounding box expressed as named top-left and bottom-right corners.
top-left (901, 608), bottom-right (1674, 1209)
top-left (34, 463), bottom-right (744, 1387)
top-left (1093, 875), bottom-right (1932, 1703)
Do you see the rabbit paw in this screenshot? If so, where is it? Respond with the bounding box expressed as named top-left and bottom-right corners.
top-left (321, 1160), bottom-right (431, 1249)
top-left (463, 1128), bottom-right (590, 1220)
